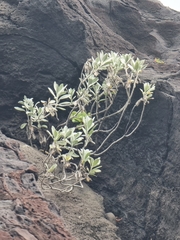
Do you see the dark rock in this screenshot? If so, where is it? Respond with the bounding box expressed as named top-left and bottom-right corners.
top-left (1, 0), bottom-right (180, 239)
top-left (0, 0), bottom-right (136, 142)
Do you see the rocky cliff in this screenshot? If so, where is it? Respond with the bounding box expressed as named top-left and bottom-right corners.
top-left (0, 0), bottom-right (180, 239)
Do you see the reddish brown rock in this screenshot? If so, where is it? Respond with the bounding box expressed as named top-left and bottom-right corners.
top-left (0, 131), bottom-right (75, 240)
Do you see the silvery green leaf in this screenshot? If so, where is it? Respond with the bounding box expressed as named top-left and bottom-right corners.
top-left (46, 130), bottom-right (53, 138)
top-left (41, 125), bottom-right (48, 128)
top-left (59, 101), bottom-right (71, 106)
top-left (93, 158), bottom-right (101, 167)
top-left (59, 94), bottom-right (71, 100)
top-left (41, 119), bottom-right (48, 122)
top-left (57, 107), bottom-right (66, 111)
top-left (20, 123), bottom-right (27, 129)
top-left (51, 126), bottom-right (56, 136)
top-left (14, 107), bottom-right (25, 112)
top-left (47, 163), bottom-right (57, 173)
top-left (48, 87), bottom-right (56, 98)
top-left (18, 100), bottom-right (25, 105)
top-left (53, 82), bottom-right (58, 92)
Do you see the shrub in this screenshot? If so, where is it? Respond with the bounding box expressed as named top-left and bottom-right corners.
top-left (15, 51), bottom-right (155, 192)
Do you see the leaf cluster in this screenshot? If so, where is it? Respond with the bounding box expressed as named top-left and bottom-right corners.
top-left (15, 51), bottom-right (155, 192)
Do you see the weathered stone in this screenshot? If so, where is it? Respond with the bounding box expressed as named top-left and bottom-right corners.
top-left (0, 131), bottom-right (75, 240)
top-left (19, 141), bottom-right (121, 240)
top-left (1, 0), bottom-right (180, 239)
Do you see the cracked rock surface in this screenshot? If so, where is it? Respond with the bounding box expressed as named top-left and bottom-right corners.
top-left (1, 0), bottom-right (180, 239)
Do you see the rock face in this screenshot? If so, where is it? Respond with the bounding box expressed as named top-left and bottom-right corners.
top-left (0, 131), bottom-right (120, 240)
top-left (0, 131), bottom-right (75, 240)
top-left (1, 0), bottom-right (180, 239)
